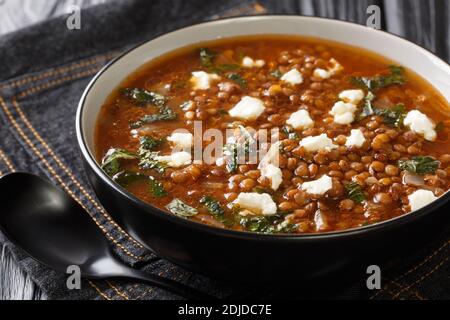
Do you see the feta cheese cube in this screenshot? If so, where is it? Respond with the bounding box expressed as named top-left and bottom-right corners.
top-left (313, 58), bottom-right (343, 79)
top-left (155, 151), bottom-right (192, 167)
top-left (281, 68), bottom-right (303, 85)
top-left (330, 101), bottom-right (358, 125)
top-left (261, 163), bottom-right (283, 191)
top-left (286, 109), bottom-right (314, 130)
top-left (229, 96), bottom-right (265, 121)
top-left (234, 192), bottom-right (277, 216)
top-left (403, 110), bottom-right (437, 141)
top-left (301, 175), bottom-right (333, 195)
top-left (313, 68), bottom-right (331, 79)
top-left (167, 132), bottom-right (194, 150)
top-left (242, 56), bottom-right (265, 68)
top-left (345, 129), bottom-right (366, 148)
top-left (299, 134), bottom-right (338, 152)
top-left (408, 189), bottom-right (438, 211)
top-left (339, 89), bottom-right (365, 104)
top-left (190, 71), bottom-right (220, 90)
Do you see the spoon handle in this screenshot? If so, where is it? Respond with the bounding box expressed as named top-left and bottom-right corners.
top-left (117, 268), bottom-right (212, 300)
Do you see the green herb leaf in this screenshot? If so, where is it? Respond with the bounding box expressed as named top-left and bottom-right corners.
top-left (270, 70), bottom-right (282, 78)
top-left (130, 106), bottom-right (177, 129)
top-left (357, 91), bottom-right (376, 120)
top-left (398, 156), bottom-right (440, 175)
top-left (223, 143), bottom-right (238, 173)
top-left (137, 138), bottom-right (167, 174)
top-left (139, 136), bottom-right (164, 151)
top-left (112, 170), bottom-right (147, 187)
top-left (166, 199), bottom-right (198, 217)
top-left (148, 176), bottom-right (167, 198)
top-left (227, 73), bottom-right (247, 88)
top-left (101, 148), bottom-right (138, 176)
top-left (122, 88), bottom-right (165, 107)
top-left (376, 103), bottom-right (407, 128)
top-left (199, 48), bottom-right (216, 70)
top-left (238, 213), bottom-right (296, 234)
top-left (351, 65), bottom-right (405, 92)
top-left (200, 196), bottom-right (229, 224)
top-left (345, 182), bottom-right (366, 203)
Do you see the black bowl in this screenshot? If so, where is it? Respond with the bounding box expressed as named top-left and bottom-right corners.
top-left (76, 16), bottom-right (450, 287)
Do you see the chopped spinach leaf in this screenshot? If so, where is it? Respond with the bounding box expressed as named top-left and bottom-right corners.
top-left (351, 65), bottom-right (405, 92)
top-left (199, 47), bottom-right (216, 70)
top-left (138, 137), bottom-right (167, 173)
top-left (122, 88), bottom-right (165, 107)
top-left (357, 91), bottom-right (376, 120)
top-left (223, 143), bottom-right (238, 173)
top-left (101, 148), bottom-right (138, 176)
top-left (166, 199), bottom-right (198, 217)
top-left (149, 176), bottom-right (167, 198)
top-left (238, 213), bottom-right (296, 234)
top-left (139, 136), bottom-right (164, 151)
top-left (398, 156), bottom-right (440, 175)
top-left (200, 196), bottom-right (230, 224)
top-left (282, 126), bottom-right (299, 140)
top-left (112, 170), bottom-right (147, 187)
top-left (227, 73), bottom-right (247, 88)
top-left (130, 106), bottom-right (177, 129)
top-left (345, 182), bottom-right (366, 203)
top-left (270, 69), bottom-right (282, 78)
top-left (376, 103), bottom-right (407, 128)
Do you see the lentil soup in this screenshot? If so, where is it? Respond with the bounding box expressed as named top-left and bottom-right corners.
top-left (95, 35), bottom-right (450, 234)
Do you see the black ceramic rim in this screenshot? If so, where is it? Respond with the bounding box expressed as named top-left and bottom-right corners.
top-left (76, 15), bottom-right (450, 241)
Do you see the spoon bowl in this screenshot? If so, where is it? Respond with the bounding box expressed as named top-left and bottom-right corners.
top-left (0, 172), bottom-right (210, 299)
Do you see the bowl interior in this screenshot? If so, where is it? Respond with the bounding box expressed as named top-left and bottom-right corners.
top-left (79, 16), bottom-right (450, 157)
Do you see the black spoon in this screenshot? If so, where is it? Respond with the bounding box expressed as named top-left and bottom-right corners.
top-left (0, 172), bottom-right (210, 300)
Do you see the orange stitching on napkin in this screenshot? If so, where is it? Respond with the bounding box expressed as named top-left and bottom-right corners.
top-left (370, 240), bottom-right (449, 299)
top-left (106, 281), bottom-right (130, 300)
top-left (0, 96), bottom-right (142, 260)
top-left (392, 257), bottom-right (448, 300)
top-left (10, 98), bottom-right (144, 251)
top-left (88, 280), bottom-right (112, 300)
top-left (0, 149), bottom-right (16, 172)
top-left (0, 52), bottom-right (117, 90)
top-left (16, 68), bottom-right (100, 99)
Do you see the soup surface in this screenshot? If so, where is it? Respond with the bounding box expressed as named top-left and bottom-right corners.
top-left (95, 35), bottom-right (450, 234)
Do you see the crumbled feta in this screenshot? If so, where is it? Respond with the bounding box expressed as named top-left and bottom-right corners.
top-left (313, 68), bottom-right (331, 79)
top-left (339, 89), bottom-right (365, 104)
top-left (403, 110), bottom-right (437, 141)
top-left (286, 109), bottom-right (314, 130)
top-left (155, 151), bottom-right (192, 167)
top-left (330, 101), bottom-right (358, 125)
top-left (261, 164), bottom-right (283, 191)
top-left (408, 189), bottom-right (438, 211)
top-left (313, 58), bottom-right (343, 79)
top-left (234, 192), bottom-right (277, 216)
top-left (229, 96), bottom-right (265, 121)
top-left (345, 129), bottom-right (366, 148)
top-left (281, 68), bottom-right (303, 85)
top-left (242, 56), bottom-right (265, 68)
top-left (301, 175), bottom-right (333, 195)
top-left (190, 71), bottom-right (220, 90)
top-left (299, 134), bottom-right (338, 152)
top-left (167, 132), bottom-right (193, 150)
